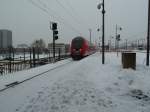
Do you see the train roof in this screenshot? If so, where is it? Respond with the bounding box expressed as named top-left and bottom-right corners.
top-left (73, 36), bottom-right (85, 40)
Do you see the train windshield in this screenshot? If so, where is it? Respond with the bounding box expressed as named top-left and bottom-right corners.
top-left (72, 37), bottom-right (84, 49)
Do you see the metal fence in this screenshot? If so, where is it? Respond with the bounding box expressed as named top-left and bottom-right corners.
top-left (0, 47), bottom-right (70, 75)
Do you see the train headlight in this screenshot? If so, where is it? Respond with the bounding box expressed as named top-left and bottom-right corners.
top-left (79, 49), bottom-right (82, 52)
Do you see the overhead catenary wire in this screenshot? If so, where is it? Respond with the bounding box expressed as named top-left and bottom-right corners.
top-left (55, 0), bottom-right (90, 32)
top-left (64, 0), bottom-right (90, 29)
top-left (28, 0), bottom-right (51, 17)
top-left (27, 0), bottom-right (83, 36)
top-left (31, 0), bottom-right (82, 35)
top-left (65, 0), bottom-right (78, 16)
top-left (55, 0), bottom-right (82, 26)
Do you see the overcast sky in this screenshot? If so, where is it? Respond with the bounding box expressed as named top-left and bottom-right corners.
top-left (0, 0), bottom-right (148, 47)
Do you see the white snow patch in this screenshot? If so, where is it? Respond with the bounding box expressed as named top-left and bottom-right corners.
top-left (0, 52), bottom-right (150, 112)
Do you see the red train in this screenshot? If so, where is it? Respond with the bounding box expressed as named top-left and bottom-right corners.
top-left (70, 36), bottom-right (96, 60)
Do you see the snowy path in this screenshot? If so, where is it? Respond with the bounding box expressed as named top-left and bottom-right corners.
top-left (0, 59), bottom-right (72, 91)
top-left (0, 52), bottom-right (150, 112)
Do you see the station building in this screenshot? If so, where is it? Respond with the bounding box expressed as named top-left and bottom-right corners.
top-left (48, 43), bottom-right (70, 54)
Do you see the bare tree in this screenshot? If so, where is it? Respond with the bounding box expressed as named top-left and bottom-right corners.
top-left (31, 39), bottom-right (46, 53)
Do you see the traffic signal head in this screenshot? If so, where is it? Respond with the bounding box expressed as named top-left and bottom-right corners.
top-left (53, 30), bottom-right (58, 40)
top-left (52, 23), bottom-right (57, 30)
top-left (53, 30), bottom-right (58, 35)
top-left (116, 34), bottom-right (121, 41)
top-left (52, 22), bottom-right (59, 40)
top-left (54, 36), bottom-right (58, 40)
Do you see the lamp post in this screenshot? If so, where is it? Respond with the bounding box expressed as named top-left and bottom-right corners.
top-left (115, 25), bottom-right (122, 49)
top-left (97, 0), bottom-right (105, 64)
top-left (146, 0), bottom-right (150, 66)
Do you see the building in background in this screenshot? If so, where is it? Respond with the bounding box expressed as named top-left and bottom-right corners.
top-left (0, 29), bottom-right (12, 48)
top-left (17, 44), bottom-right (29, 48)
top-left (48, 43), bottom-right (70, 54)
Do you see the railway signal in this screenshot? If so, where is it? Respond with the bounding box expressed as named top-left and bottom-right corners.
top-left (52, 22), bottom-right (57, 30)
top-left (50, 22), bottom-right (59, 61)
top-left (116, 34), bottom-right (121, 41)
top-left (53, 30), bottom-right (58, 40)
top-left (52, 23), bottom-right (59, 40)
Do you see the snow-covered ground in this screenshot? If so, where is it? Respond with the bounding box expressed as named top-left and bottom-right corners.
top-left (0, 52), bottom-right (150, 112)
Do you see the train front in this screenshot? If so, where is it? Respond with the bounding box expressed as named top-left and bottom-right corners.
top-left (70, 37), bottom-right (86, 60)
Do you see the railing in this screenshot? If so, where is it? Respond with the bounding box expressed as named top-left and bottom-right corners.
top-left (0, 54), bottom-right (70, 75)
top-left (0, 48), bottom-right (70, 75)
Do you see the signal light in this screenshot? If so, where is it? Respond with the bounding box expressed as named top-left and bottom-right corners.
top-left (53, 30), bottom-right (58, 35)
top-left (53, 30), bottom-right (58, 40)
top-left (116, 34), bottom-right (120, 41)
top-left (52, 23), bottom-right (57, 30)
top-left (50, 22), bottom-right (59, 60)
top-left (79, 49), bottom-right (82, 52)
top-left (52, 22), bottom-right (58, 40)
top-left (54, 36), bottom-right (58, 40)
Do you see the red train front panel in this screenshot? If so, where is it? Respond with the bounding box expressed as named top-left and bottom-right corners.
top-left (71, 36), bottom-right (93, 60)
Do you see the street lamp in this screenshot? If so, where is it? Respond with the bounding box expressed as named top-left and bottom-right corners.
top-left (97, 0), bottom-right (105, 64)
top-left (147, 0), bottom-right (150, 66)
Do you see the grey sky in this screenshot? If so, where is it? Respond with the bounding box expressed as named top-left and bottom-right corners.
top-left (0, 0), bottom-right (148, 47)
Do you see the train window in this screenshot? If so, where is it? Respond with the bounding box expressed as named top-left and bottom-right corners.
top-left (72, 37), bottom-right (84, 49)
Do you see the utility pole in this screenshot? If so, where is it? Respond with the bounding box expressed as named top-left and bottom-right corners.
top-left (53, 29), bottom-right (55, 60)
top-left (108, 40), bottom-right (111, 51)
top-left (115, 24), bottom-right (117, 50)
top-left (125, 39), bottom-right (128, 50)
top-left (97, 0), bottom-right (105, 64)
top-left (89, 29), bottom-right (92, 44)
top-left (115, 24), bottom-right (120, 50)
top-left (146, 0), bottom-right (150, 66)
top-left (102, 0), bottom-right (105, 64)
top-left (115, 24), bottom-right (122, 56)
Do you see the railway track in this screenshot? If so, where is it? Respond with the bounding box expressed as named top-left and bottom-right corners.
top-left (0, 60), bottom-right (73, 93)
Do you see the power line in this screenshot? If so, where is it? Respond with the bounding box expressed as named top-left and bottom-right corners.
top-left (27, 0), bottom-right (82, 35)
top-left (28, 0), bottom-right (49, 16)
top-left (55, 0), bottom-right (80, 23)
top-left (38, 0), bottom-right (83, 35)
top-left (65, 0), bottom-right (90, 28)
top-left (55, 0), bottom-right (88, 30)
